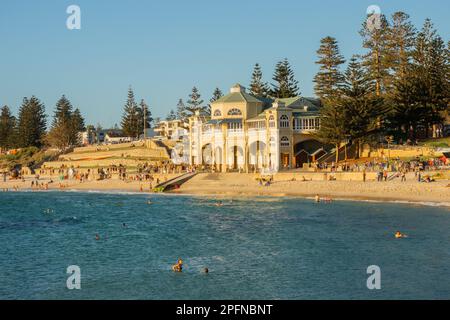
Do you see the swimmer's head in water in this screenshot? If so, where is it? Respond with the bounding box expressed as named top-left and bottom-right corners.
top-left (203, 268), bottom-right (209, 273)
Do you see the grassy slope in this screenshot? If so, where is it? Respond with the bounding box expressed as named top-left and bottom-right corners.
top-left (419, 137), bottom-right (450, 148)
top-left (0, 147), bottom-right (60, 170)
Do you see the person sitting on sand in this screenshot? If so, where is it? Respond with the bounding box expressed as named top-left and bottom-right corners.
top-left (172, 258), bottom-right (183, 272)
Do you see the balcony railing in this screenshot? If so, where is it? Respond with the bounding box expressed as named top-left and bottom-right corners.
top-left (293, 127), bottom-right (319, 133)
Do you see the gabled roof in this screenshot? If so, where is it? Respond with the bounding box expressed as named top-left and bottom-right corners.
top-left (275, 97), bottom-right (320, 112)
top-left (213, 91), bottom-right (264, 104)
top-left (275, 97), bottom-right (321, 110)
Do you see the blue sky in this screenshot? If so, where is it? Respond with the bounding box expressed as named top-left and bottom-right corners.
top-left (0, 0), bottom-right (448, 127)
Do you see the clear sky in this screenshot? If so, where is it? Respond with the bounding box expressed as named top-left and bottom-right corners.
top-left (0, 0), bottom-right (448, 128)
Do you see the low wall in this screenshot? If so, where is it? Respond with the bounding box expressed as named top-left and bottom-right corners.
top-left (60, 148), bottom-right (167, 161)
top-left (361, 146), bottom-right (440, 159)
top-left (275, 172), bottom-right (377, 182)
top-left (274, 170), bottom-right (449, 182)
top-left (73, 141), bottom-right (146, 153)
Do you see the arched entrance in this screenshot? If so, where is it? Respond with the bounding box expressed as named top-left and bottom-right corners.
top-left (214, 146), bottom-right (222, 165)
top-left (249, 141), bottom-right (266, 169)
top-left (228, 145), bottom-right (243, 170)
top-left (213, 146), bottom-right (223, 171)
top-left (202, 144), bottom-right (213, 165)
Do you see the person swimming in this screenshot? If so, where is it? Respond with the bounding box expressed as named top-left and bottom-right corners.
top-left (95, 234), bottom-right (100, 241)
top-left (215, 201), bottom-right (223, 207)
top-left (315, 194), bottom-right (320, 203)
top-left (147, 200), bottom-right (153, 205)
top-left (172, 258), bottom-right (183, 272)
top-left (395, 231), bottom-right (407, 239)
top-left (203, 267), bottom-right (209, 274)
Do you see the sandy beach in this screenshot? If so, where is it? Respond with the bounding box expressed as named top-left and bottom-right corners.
top-left (1, 172), bottom-right (449, 206)
top-left (172, 173), bottom-right (450, 206)
top-left (0, 173), bottom-right (178, 193)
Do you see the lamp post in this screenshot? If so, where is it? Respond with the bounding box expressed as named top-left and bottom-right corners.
top-left (385, 135), bottom-right (394, 163)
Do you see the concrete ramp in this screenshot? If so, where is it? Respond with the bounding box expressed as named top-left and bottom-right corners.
top-left (154, 172), bottom-right (197, 192)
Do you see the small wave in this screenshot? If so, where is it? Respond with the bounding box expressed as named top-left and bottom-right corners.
top-left (333, 197), bottom-right (450, 208)
top-left (69, 189), bottom-right (146, 196)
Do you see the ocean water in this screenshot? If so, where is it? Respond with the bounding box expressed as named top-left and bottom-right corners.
top-left (0, 191), bottom-right (449, 300)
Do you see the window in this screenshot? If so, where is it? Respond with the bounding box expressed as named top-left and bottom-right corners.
top-left (280, 136), bottom-right (290, 147)
top-left (269, 115), bottom-right (276, 128)
top-left (248, 121), bottom-right (266, 130)
top-left (294, 117), bottom-right (320, 130)
top-left (227, 122), bottom-right (243, 131)
top-left (213, 109), bottom-right (222, 117)
top-left (280, 115), bottom-right (289, 128)
top-left (228, 108), bottom-right (242, 116)
top-left (293, 118), bottom-right (300, 131)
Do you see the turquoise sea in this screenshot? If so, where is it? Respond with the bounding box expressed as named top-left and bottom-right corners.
top-left (0, 191), bottom-right (449, 300)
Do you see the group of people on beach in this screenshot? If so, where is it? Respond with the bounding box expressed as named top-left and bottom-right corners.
top-left (312, 157), bottom-right (448, 174)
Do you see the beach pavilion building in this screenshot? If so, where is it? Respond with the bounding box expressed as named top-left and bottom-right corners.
top-left (188, 84), bottom-right (326, 172)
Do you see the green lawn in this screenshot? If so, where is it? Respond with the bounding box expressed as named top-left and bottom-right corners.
top-left (419, 137), bottom-right (450, 148)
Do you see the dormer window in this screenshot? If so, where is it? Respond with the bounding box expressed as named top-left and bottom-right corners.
top-left (213, 109), bottom-right (222, 117)
top-left (228, 108), bottom-right (242, 116)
